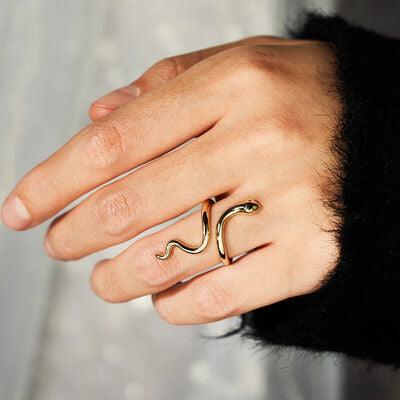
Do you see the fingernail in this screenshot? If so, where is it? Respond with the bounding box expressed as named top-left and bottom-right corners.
top-left (1, 195), bottom-right (31, 230)
top-left (94, 85), bottom-right (141, 109)
top-left (121, 84), bottom-right (141, 97)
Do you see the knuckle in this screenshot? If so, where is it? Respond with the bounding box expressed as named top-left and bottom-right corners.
top-left (229, 45), bottom-right (279, 85)
top-left (214, 45), bottom-right (295, 104)
top-left (151, 57), bottom-right (182, 82)
top-left (95, 188), bottom-right (142, 236)
top-left (193, 281), bottom-right (235, 321)
top-left (135, 245), bottom-right (177, 289)
top-left (82, 118), bottom-right (128, 168)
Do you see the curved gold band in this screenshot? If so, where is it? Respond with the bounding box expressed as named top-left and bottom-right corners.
top-left (155, 198), bottom-right (260, 265)
top-left (216, 201), bottom-right (260, 265)
top-left (155, 198), bottom-right (215, 260)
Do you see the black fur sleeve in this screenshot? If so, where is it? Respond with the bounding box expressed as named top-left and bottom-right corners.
top-left (240, 14), bottom-right (400, 366)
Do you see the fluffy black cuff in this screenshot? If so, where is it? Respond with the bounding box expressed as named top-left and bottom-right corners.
top-left (240, 14), bottom-right (400, 366)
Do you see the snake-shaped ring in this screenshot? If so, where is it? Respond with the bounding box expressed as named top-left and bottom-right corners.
top-left (155, 199), bottom-right (260, 265)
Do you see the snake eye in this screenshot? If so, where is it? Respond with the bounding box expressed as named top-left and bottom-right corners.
top-left (244, 202), bottom-right (259, 213)
top-left (252, 204), bottom-right (259, 212)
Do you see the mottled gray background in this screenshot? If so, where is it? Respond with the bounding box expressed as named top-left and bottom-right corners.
top-left (0, 1), bottom-right (399, 399)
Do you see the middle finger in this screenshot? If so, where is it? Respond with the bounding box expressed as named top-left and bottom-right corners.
top-left (4, 59), bottom-right (228, 230)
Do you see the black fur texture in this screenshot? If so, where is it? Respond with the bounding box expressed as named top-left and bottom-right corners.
top-left (239, 14), bottom-right (400, 366)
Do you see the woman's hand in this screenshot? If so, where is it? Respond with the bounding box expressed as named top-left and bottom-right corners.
top-left (1, 36), bottom-right (341, 325)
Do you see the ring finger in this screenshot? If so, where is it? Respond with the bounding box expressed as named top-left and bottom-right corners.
top-left (90, 193), bottom-right (272, 303)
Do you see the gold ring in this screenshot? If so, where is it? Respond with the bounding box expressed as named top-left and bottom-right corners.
top-left (155, 198), bottom-right (260, 265)
top-left (155, 198), bottom-right (215, 260)
top-left (216, 200), bottom-right (260, 265)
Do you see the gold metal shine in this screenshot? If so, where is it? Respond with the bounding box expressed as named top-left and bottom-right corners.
top-left (155, 198), bottom-right (215, 260)
top-left (155, 199), bottom-right (260, 265)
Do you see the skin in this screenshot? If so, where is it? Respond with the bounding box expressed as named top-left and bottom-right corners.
top-left (1, 36), bottom-right (341, 325)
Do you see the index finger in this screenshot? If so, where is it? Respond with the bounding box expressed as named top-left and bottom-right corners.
top-left (1, 59), bottom-right (227, 230)
top-left (90, 35), bottom-right (285, 120)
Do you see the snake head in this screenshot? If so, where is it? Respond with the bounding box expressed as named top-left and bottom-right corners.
top-left (243, 201), bottom-right (260, 213)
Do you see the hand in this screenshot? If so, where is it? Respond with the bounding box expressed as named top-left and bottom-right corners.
top-left (1, 36), bottom-right (340, 325)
